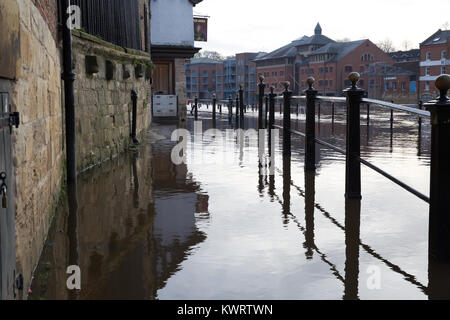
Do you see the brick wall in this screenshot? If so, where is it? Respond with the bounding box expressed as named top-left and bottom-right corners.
top-left (32, 0), bottom-right (59, 41)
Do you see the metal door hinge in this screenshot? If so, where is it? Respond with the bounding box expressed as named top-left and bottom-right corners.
top-left (9, 112), bottom-right (19, 132)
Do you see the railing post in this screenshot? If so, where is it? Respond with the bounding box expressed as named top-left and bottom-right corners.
top-left (235, 95), bottom-right (239, 127)
top-left (418, 100), bottom-right (423, 136)
top-left (318, 102), bottom-right (321, 121)
top-left (265, 95), bottom-right (269, 128)
top-left (269, 86), bottom-right (276, 130)
top-left (305, 77), bottom-right (317, 172)
top-left (424, 74), bottom-right (450, 261)
top-left (331, 102), bottom-right (335, 124)
top-left (228, 96), bottom-right (233, 119)
top-left (194, 96), bottom-right (198, 121)
top-left (212, 94), bottom-right (217, 123)
top-left (344, 72), bottom-right (364, 200)
top-left (258, 76), bottom-right (266, 129)
top-left (239, 85), bottom-right (245, 119)
top-left (130, 90), bottom-right (139, 144)
top-left (366, 104), bottom-right (370, 127)
top-left (282, 82), bottom-right (292, 157)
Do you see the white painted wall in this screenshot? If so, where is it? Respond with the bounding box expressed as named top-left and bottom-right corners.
top-left (151, 0), bottom-right (195, 47)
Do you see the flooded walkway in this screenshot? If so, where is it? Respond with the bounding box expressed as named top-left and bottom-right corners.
top-left (30, 106), bottom-right (447, 300)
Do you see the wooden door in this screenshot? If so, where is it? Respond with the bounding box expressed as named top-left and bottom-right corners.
top-left (153, 61), bottom-right (174, 95)
top-left (0, 79), bottom-right (16, 300)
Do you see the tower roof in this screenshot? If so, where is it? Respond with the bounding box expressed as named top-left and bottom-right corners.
top-left (315, 23), bottom-right (322, 35)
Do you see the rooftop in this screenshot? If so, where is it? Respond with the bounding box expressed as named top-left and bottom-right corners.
top-left (189, 57), bottom-right (222, 65)
top-left (421, 29), bottom-right (450, 46)
top-left (307, 40), bottom-right (367, 61)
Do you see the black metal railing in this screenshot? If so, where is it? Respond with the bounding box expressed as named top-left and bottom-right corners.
top-left (261, 73), bottom-right (450, 262)
top-left (70, 0), bottom-right (143, 50)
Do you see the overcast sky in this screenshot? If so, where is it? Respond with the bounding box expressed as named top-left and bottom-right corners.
top-left (193, 0), bottom-right (449, 56)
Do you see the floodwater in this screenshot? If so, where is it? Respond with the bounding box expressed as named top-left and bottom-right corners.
top-left (30, 102), bottom-right (450, 300)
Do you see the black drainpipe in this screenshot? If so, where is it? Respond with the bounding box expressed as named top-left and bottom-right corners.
top-left (61, 0), bottom-right (77, 184)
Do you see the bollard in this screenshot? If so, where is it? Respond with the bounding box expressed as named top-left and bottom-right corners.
top-left (424, 74), bottom-right (450, 261)
top-left (130, 90), bottom-right (140, 144)
top-left (239, 85), bottom-right (245, 119)
top-left (296, 104), bottom-right (299, 117)
top-left (282, 81), bottom-right (292, 157)
top-left (220, 104), bottom-right (222, 114)
top-left (212, 94), bottom-right (217, 123)
top-left (258, 76), bottom-right (265, 129)
top-left (228, 96), bottom-right (233, 119)
top-left (344, 72), bottom-right (364, 200)
top-left (305, 77), bottom-right (317, 172)
top-left (194, 96), bottom-right (198, 121)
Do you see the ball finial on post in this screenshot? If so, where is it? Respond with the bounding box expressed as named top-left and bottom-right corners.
top-left (259, 75), bottom-right (265, 84)
top-left (270, 86), bottom-right (275, 94)
top-left (306, 77), bottom-right (315, 90)
top-left (435, 74), bottom-right (450, 101)
top-left (282, 81), bottom-right (290, 91)
top-left (239, 83), bottom-right (243, 90)
top-left (212, 93), bottom-right (216, 99)
top-left (348, 72), bottom-right (360, 89)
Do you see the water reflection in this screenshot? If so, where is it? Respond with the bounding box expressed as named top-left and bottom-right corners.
top-left (30, 104), bottom-right (444, 300)
top-left (343, 199), bottom-right (361, 300)
top-left (31, 129), bottom-right (209, 300)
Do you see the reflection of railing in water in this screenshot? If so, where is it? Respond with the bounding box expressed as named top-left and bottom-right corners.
top-left (262, 74), bottom-right (450, 263)
top-left (271, 166), bottom-right (429, 295)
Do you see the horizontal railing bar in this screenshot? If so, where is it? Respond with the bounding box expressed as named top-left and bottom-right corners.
top-left (275, 124), bottom-right (430, 203)
top-left (362, 98), bottom-right (430, 117)
top-left (316, 96), bottom-right (346, 103)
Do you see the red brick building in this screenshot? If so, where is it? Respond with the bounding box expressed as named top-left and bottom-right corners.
top-left (253, 23), bottom-right (399, 98)
top-left (254, 23), bottom-right (334, 94)
top-left (186, 58), bottom-right (221, 99)
top-left (419, 29), bottom-right (450, 101)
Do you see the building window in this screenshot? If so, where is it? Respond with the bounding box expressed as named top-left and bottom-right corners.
top-left (360, 66), bottom-right (365, 73)
top-left (280, 71), bottom-right (284, 76)
top-left (329, 67), bottom-right (333, 73)
top-left (442, 51), bottom-right (446, 60)
top-left (319, 67), bottom-right (323, 74)
top-left (442, 66), bottom-right (446, 74)
top-left (425, 81), bottom-right (430, 91)
top-left (329, 80), bottom-right (333, 86)
top-left (344, 80), bottom-right (351, 87)
top-left (325, 67), bottom-right (328, 73)
top-left (393, 82), bottom-right (397, 91)
top-left (401, 82), bottom-right (406, 91)
top-left (426, 52), bottom-right (431, 60)
top-left (359, 80), bottom-right (364, 87)
top-left (344, 66), bottom-right (353, 73)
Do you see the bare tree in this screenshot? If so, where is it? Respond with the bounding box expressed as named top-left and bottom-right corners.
top-left (194, 50), bottom-right (224, 60)
top-left (402, 40), bottom-right (412, 51)
top-left (442, 21), bottom-right (449, 30)
top-left (377, 38), bottom-right (396, 53)
top-left (336, 37), bottom-right (351, 43)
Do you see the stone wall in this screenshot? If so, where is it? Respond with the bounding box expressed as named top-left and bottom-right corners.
top-left (174, 58), bottom-right (188, 122)
top-left (10, 0), bottom-right (64, 294)
top-left (72, 30), bottom-right (152, 172)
